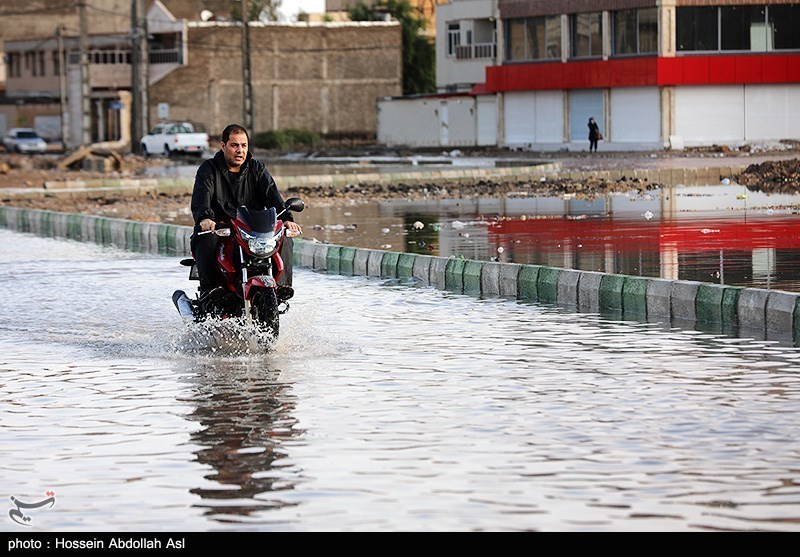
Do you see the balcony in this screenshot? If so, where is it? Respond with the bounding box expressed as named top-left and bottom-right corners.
top-left (455, 42), bottom-right (496, 60)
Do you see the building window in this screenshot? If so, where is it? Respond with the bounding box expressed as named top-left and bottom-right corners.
top-left (7, 52), bottom-right (21, 78)
top-left (447, 23), bottom-right (460, 57)
top-left (505, 16), bottom-right (561, 62)
top-left (571, 12), bottom-right (602, 58)
top-left (770, 5), bottom-right (800, 50)
top-left (38, 51), bottom-right (46, 76)
top-left (678, 5), bottom-right (800, 52)
top-left (52, 51), bottom-right (60, 76)
top-left (613, 8), bottom-right (657, 56)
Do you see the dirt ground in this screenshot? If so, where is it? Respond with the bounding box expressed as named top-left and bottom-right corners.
top-left (1, 145), bottom-right (799, 226)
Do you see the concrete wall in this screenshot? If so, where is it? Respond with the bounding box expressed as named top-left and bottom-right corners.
top-left (2, 205), bottom-right (798, 344)
top-left (377, 95), bottom-right (477, 147)
top-left (150, 22), bottom-right (403, 137)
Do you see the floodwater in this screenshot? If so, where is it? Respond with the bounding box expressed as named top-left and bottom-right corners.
top-left (1, 230), bottom-right (800, 532)
top-left (301, 184), bottom-right (800, 293)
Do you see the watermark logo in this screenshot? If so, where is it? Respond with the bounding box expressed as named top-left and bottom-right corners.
top-left (8, 492), bottom-right (55, 526)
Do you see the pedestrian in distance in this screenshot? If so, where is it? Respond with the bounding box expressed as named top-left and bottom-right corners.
top-left (588, 117), bottom-right (602, 153)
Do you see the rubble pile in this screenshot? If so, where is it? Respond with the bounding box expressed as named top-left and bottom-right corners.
top-left (734, 158), bottom-right (800, 193)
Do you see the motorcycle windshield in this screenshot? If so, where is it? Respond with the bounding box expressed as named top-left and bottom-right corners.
top-left (236, 206), bottom-right (278, 237)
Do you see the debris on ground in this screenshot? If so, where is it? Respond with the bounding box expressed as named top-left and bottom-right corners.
top-left (733, 158), bottom-right (800, 193)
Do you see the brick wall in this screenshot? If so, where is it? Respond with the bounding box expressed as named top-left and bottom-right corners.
top-left (149, 22), bottom-right (403, 137)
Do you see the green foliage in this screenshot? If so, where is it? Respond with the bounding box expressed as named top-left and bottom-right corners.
top-left (348, 0), bottom-right (436, 95)
top-left (253, 129), bottom-right (321, 149)
top-left (231, 0), bottom-right (280, 22)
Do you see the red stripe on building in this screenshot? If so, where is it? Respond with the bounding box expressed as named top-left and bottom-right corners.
top-left (485, 54), bottom-right (800, 92)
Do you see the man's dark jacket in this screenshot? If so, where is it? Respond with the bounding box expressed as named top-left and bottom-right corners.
top-left (191, 150), bottom-right (293, 226)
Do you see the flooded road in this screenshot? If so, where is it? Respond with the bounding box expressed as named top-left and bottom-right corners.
top-left (302, 184), bottom-right (800, 292)
top-left (2, 230), bottom-right (800, 531)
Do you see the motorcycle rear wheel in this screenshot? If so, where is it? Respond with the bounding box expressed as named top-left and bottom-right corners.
top-left (251, 289), bottom-right (280, 342)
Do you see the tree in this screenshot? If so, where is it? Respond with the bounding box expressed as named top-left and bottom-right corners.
top-left (231, 0), bottom-right (281, 22)
top-left (348, 0), bottom-right (436, 96)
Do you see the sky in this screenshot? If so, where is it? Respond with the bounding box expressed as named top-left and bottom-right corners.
top-left (277, 0), bottom-right (326, 21)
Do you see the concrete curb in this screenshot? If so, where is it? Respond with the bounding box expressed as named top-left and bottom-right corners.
top-left (1, 206), bottom-right (796, 341)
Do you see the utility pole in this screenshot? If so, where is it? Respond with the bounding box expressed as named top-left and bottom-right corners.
top-left (131, 0), bottom-right (141, 153)
top-left (78, 1), bottom-right (91, 145)
top-left (57, 25), bottom-right (69, 149)
top-left (131, 0), bottom-right (149, 154)
top-left (241, 0), bottom-right (254, 131)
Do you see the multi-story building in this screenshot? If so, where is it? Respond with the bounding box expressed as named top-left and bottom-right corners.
top-left (0, 0), bottom-right (402, 148)
top-left (380, 0), bottom-right (800, 150)
top-left (487, 0), bottom-right (800, 150)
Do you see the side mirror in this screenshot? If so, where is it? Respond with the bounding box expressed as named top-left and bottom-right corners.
top-left (284, 197), bottom-right (305, 213)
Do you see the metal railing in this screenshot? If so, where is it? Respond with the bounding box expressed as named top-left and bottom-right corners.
top-left (455, 42), bottom-right (496, 60)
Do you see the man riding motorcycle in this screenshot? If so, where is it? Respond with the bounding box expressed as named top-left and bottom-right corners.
top-left (191, 123), bottom-right (302, 314)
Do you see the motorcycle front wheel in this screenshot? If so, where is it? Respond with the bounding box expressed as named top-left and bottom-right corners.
top-left (250, 289), bottom-right (280, 343)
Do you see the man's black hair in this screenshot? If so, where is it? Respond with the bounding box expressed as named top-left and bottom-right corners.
top-left (221, 124), bottom-right (249, 144)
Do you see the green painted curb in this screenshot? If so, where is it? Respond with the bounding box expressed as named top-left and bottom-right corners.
top-left (339, 246), bottom-right (356, 276)
top-left (157, 224), bottom-right (168, 254)
top-left (381, 251), bottom-right (401, 277)
top-left (622, 276), bottom-right (648, 317)
top-left (125, 221), bottom-right (138, 251)
top-left (326, 245), bottom-right (342, 274)
top-left (41, 211), bottom-right (53, 238)
top-left (696, 284), bottom-right (725, 324)
top-left (517, 265), bottom-right (540, 301)
top-left (397, 253), bottom-right (416, 278)
top-left (164, 224), bottom-right (178, 255)
top-left (537, 267), bottom-right (560, 303)
top-left (67, 213), bottom-right (81, 240)
top-left (463, 260), bottom-right (483, 295)
top-left (444, 258), bottom-right (466, 293)
top-left (722, 286), bottom-right (743, 327)
top-left (599, 274), bottom-right (625, 310)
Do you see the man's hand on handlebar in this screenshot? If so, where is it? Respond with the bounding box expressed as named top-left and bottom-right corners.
top-left (199, 218), bottom-right (216, 232)
top-left (285, 221), bottom-right (302, 236)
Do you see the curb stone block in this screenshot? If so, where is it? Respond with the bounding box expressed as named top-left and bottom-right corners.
top-left (481, 261), bottom-right (503, 297)
top-left (696, 284), bottom-right (726, 324)
top-left (312, 243), bottom-right (329, 271)
top-left (326, 246), bottom-right (342, 274)
top-left (381, 251), bottom-right (401, 278)
top-left (766, 291), bottom-right (799, 333)
top-left (517, 265), bottom-right (541, 301)
top-left (537, 267), bottom-right (560, 303)
top-left (397, 253), bottom-right (416, 278)
top-left (671, 281), bottom-right (701, 321)
top-left (353, 247), bottom-right (371, 275)
top-left (367, 250), bottom-right (384, 277)
top-left (622, 276), bottom-right (648, 317)
top-left (738, 288), bottom-right (769, 330)
top-left (722, 286), bottom-right (743, 328)
top-left (578, 271), bottom-right (603, 312)
top-left (339, 247), bottom-right (357, 276)
top-left (428, 257), bottom-right (448, 290)
top-left (646, 278), bottom-right (672, 319)
top-left (445, 258), bottom-right (466, 293)
top-left (498, 263), bottom-right (521, 297)
top-left (412, 254), bottom-right (433, 284)
top-left (556, 269), bottom-right (581, 307)
top-left (599, 274), bottom-right (625, 311)
top-left (463, 260), bottom-right (483, 295)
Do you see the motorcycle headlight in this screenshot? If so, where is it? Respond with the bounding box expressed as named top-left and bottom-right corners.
top-left (239, 228), bottom-right (278, 257)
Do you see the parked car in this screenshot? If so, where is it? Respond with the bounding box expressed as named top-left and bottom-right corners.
top-left (2, 128), bottom-right (48, 154)
top-left (140, 122), bottom-right (209, 156)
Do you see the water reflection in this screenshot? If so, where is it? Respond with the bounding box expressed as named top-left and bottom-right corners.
top-left (302, 184), bottom-right (800, 292)
top-left (180, 359), bottom-right (303, 520)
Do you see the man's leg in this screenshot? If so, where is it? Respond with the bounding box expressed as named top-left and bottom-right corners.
top-left (191, 230), bottom-right (224, 291)
top-left (277, 236), bottom-right (294, 302)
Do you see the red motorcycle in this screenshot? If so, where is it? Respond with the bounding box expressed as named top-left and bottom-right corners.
top-left (172, 197), bottom-right (304, 344)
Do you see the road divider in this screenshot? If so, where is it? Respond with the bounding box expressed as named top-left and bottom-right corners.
top-left (1, 205), bottom-right (797, 344)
